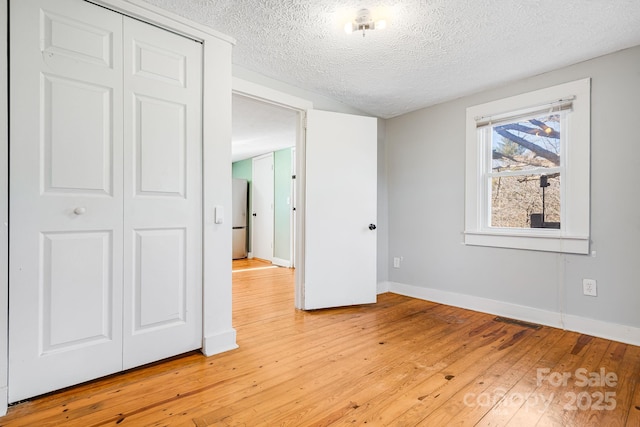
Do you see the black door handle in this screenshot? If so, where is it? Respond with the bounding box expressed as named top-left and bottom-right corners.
top-left (252, 213), bottom-right (257, 217)
top-left (369, 224), bottom-right (377, 230)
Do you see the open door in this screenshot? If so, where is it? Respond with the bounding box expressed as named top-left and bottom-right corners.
top-left (299, 110), bottom-right (377, 310)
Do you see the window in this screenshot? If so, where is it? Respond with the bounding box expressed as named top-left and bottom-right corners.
top-left (465, 79), bottom-right (590, 254)
top-left (487, 109), bottom-right (565, 229)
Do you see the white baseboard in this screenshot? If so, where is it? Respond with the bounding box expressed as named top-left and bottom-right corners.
top-left (272, 257), bottom-right (291, 268)
top-left (377, 281), bottom-right (391, 294)
top-left (202, 329), bottom-right (238, 356)
top-left (0, 386), bottom-right (6, 416)
top-left (562, 314), bottom-right (640, 347)
top-left (388, 281), bottom-right (640, 347)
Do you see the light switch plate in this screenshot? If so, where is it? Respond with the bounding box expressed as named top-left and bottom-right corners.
top-left (214, 206), bottom-right (224, 224)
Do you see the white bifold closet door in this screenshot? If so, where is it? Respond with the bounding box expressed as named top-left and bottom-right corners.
top-left (9, 0), bottom-right (203, 402)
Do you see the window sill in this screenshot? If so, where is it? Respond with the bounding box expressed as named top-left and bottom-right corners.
top-left (464, 230), bottom-right (589, 254)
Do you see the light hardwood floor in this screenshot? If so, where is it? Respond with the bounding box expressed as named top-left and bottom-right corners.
top-left (2, 259), bottom-right (639, 426)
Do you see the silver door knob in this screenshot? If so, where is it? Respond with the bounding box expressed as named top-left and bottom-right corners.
top-left (73, 207), bottom-right (87, 215)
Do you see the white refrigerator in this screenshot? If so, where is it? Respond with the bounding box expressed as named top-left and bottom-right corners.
top-left (232, 178), bottom-right (248, 259)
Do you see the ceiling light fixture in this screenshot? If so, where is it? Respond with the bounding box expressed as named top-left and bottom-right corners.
top-left (344, 8), bottom-right (386, 37)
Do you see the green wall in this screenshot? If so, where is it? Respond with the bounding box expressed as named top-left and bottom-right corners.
top-left (232, 158), bottom-right (252, 181)
top-left (232, 149), bottom-right (292, 263)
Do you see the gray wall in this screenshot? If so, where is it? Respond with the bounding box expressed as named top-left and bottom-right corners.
top-left (377, 119), bottom-right (389, 287)
top-left (385, 45), bottom-right (640, 329)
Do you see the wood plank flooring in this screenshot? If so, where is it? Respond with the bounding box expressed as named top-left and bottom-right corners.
top-left (2, 259), bottom-right (639, 426)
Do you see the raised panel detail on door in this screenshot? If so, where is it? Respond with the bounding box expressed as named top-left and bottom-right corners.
top-left (42, 231), bottom-right (113, 352)
top-left (302, 110), bottom-right (377, 310)
top-left (9, 0), bottom-right (124, 403)
top-left (43, 75), bottom-right (112, 195)
top-left (42, 11), bottom-right (113, 68)
top-left (134, 41), bottom-right (186, 86)
top-left (123, 16), bottom-right (202, 370)
top-left (10, 0), bottom-right (204, 403)
top-left (135, 95), bottom-right (186, 197)
top-left (134, 228), bottom-right (186, 331)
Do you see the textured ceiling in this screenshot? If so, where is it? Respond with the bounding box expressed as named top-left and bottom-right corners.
top-left (142, 0), bottom-right (640, 119)
top-left (232, 94), bottom-right (298, 162)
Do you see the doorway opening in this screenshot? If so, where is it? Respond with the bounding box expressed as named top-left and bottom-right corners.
top-left (230, 79), bottom-right (379, 313)
top-left (231, 91), bottom-right (302, 294)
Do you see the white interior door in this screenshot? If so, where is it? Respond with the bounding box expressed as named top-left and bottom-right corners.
top-left (251, 153), bottom-right (274, 261)
top-left (8, 0), bottom-right (203, 401)
top-left (290, 147), bottom-right (297, 268)
top-left (121, 16), bottom-right (202, 369)
top-left (9, 0), bottom-right (125, 401)
top-left (302, 110), bottom-right (377, 310)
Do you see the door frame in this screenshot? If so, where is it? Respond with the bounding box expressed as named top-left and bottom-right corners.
top-left (232, 78), bottom-right (312, 309)
top-left (0, 0), bottom-right (9, 413)
top-left (1, 0), bottom-right (236, 414)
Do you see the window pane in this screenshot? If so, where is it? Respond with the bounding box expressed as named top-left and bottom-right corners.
top-left (492, 114), bottom-right (561, 172)
top-left (491, 174), bottom-right (560, 229)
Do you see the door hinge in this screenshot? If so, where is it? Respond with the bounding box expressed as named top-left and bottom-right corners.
top-left (292, 174), bottom-right (296, 179)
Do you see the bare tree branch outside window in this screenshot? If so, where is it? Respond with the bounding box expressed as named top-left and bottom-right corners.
top-left (490, 115), bottom-right (561, 228)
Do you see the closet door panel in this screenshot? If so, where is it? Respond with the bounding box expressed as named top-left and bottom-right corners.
top-left (41, 231), bottom-right (114, 350)
top-left (43, 75), bottom-right (114, 195)
top-left (134, 228), bottom-right (187, 330)
top-left (8, 0), bottom-right (124, 402)
top-left (9, 0), bottom-right (205, 402)
top-left (122, 17), bottom-right (203, 369)
top-left (135, 95), bottom-right (186, 196)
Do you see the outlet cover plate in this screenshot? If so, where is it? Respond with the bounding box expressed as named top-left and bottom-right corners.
top-left (583, 279), bottom-right (597, 296)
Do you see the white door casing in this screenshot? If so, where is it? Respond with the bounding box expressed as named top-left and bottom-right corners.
top-left (251, 153), bottom-right (274, 262)
top-left (302, 110), bottom-right (378, 310)
top-left (9, 0), bottom-right (203, 401)
top-left (0, 0), bottom-right (9, 412)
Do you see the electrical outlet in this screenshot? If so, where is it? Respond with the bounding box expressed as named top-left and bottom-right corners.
top-left (583, 279), bottom-right (597, 296)
top-left (393, 257), bottom-right (401, 268)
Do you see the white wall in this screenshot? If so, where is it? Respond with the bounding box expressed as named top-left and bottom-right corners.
top-left (386, 45), bottom-right (640, 344)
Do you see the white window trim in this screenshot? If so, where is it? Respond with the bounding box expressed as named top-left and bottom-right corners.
top-left (464, 78), bottom-right (591, 254)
